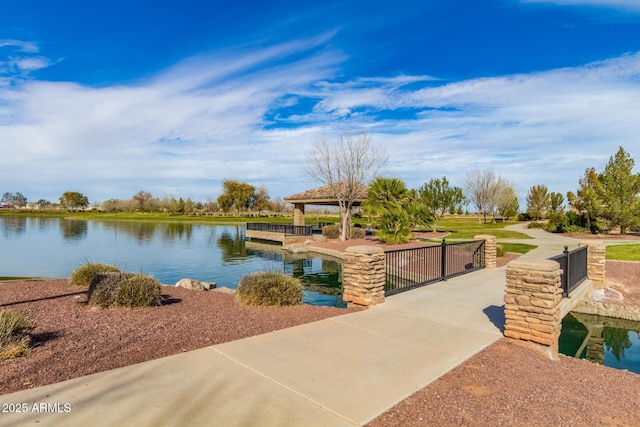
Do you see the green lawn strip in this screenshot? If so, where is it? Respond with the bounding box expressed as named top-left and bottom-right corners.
top-left (498, 243), bottom-right (538, 255)
top-left (0, 210), bottom-right (342, 225)
top-left (0, 277), bottom-right (41, 281)
top-left (445, 229), bottom-right (532, 239)
top-left (606, 244), bottom-right (640, 261)
top-left (432, 217), bottom-right (533, 240)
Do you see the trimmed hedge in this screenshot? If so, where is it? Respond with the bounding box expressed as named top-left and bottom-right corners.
top-left (88, 273), bottom-right (161, 308)
top-left (236, 272), bottom-right (302, 307)
top-left (69, 263), bottom-right (120, 287)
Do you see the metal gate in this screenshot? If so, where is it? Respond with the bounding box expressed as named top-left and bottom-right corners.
top-left (385, 239), bottom-right (486, 296)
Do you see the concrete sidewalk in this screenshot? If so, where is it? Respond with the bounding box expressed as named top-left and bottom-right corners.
top-left (0, 267), bottom-right (506, 427)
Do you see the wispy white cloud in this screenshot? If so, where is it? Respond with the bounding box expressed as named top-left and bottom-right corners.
top-left (0, 39), bottom-right (53, 78)
top-left (0, 34), bottom-right (639, 204)
top-left (0, 36), bottom-right (344, 201)
top-left (0, 39), bottom-right (39, 53)
top-left (521, 0), bottom-right (640, 12)
top-left (287, 53), bottom-right (640, 195)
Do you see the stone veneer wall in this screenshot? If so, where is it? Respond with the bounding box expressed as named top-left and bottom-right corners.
top-left (504, 259), bottom-right (563, 358)
top-left (474, 234), bottom-right (496, 269)
top-left (342, 245), bottom-right (386, 307)
top-left (582, 241), bottom-right (606, 289)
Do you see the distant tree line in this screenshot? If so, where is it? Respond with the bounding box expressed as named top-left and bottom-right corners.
top-left (0, 181), bottom-right (289, 215)
top-left (525, 146), bottom-right (640, 234)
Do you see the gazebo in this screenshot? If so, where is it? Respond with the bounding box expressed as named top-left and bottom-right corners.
top-left (283, 182), bottom-right (369, 226)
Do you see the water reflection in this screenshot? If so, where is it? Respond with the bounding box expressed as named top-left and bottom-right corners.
top-left (2, 216), bottom-right (27, 237)
top-left (217, 226), bottom-right (247, 262)
top-left (560, 313), bottom-right (640, 373)
top-left (60, 219), bottom-right (88, 242)
top-left (0, 217), bottom-right (346, 307)
top-left (245, 240), bottom-right (345, 307)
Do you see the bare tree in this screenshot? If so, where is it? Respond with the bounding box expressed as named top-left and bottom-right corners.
top-left (133, 190), bottom-right (155, 212)
top-left (304, 133), bottom-right (387, 241)
top-left (494, 178), bottom-right (520, 220)
top-left (463, 169), bottom-right (498, 223)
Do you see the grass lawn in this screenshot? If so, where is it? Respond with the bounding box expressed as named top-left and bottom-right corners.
top-left (499, 242), bottom-right (538, 255)
top-left (430, 217), bottom-right (533, 240)
top-left (606, 244), bottom-right (640, 261)
top-left (0, 210), bottom-right (342, 225)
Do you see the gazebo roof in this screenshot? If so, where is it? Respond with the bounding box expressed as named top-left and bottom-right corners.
top-left (284, 182), bottom-right (369, 206)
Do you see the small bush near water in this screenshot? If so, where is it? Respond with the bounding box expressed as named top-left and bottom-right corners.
top-left (88, 273), bottom-right (162, 308)
top-left (69, 263), bottom-right (120, 287)
top-left (0, 310), bottom-right (32, 360)
top-left (350, 226), bottom-right (366, 239)
top-left (236, 272), bottom-right (302, 307)
top-left (322, 224), bottom-right (340, 239)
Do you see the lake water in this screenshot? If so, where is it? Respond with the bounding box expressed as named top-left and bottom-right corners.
top-left (559, 312), bottom-right (640, 374)
top-left (0, 217), bottom-right (346, 307)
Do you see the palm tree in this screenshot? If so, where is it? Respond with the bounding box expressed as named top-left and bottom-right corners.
top-left (363, 177), bottom-right (425, 244)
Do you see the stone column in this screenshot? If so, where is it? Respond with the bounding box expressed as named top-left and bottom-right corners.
top-left (342, 245), bottom-right (386, 307)
top-left (581, 241), bottom-right (606, 289)
top-left (475, 234), bottom-right (496, 269)
top-left (293, 203), bottom-right (305, 226)
top-left (504, 259), bottom-right (563, 359)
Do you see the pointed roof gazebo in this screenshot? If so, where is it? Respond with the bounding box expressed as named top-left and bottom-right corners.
top-left (284, 182), bottom-right (369, 226)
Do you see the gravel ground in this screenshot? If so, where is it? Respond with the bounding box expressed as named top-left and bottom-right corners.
top-left (368, 260), bottom-right (640, 427)
top-left (368, 338), bottom-right (640, 427)
top-left (0, 281), bottom-right (362, 395)
top-left (1, 261), bottom-right (639, 426)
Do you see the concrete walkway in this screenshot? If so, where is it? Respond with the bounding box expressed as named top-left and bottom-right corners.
top-left (501, 222), bottom-right (632, 258)
top-left (3, 224), bottom-right (613, 427)
top-left (0, 266), bottom-right (506, 427)
top-left (501, 222), bottom-right (585, 258)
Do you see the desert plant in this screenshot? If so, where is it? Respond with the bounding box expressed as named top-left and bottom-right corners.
top-left (116, 274), bottom-right (161, 307)
top-left (350, 226), bottom-right (366, 239)
top-left (88, 272), bottom-right (161, 308)
top-left (69, 263), bottom-right (120, 287)
top-left (236, 271), bottom-right (302, 307)
top-left (0, 310), bottom-right (32, 360)
top-left (322, 224), bottom-right (340, 239)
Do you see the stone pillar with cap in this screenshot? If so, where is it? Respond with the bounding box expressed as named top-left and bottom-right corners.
top-left (504, 259), bottom-right (563, 359)
top-left (342, 245), bottom-right (386, 307)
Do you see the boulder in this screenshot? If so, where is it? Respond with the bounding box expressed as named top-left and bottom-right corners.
top-left (175, 278), bottom-right (215, 291)
top-left (285, 243), bottom-right (308, 254)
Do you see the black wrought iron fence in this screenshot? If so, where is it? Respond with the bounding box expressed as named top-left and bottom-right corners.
top-left (548, 245), bottom-right (588, 297)
top-left (384, 239), bottom-right (486, 296)
top-left (246, 223), bottom-right (313, 236)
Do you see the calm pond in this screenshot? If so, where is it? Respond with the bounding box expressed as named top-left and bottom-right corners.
top-left (559, 312), bottom-right (640, 374)
top-left (0, 217), bottom-right (345, 307)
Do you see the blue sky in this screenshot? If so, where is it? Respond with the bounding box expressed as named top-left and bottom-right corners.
top-left (1, 0), bottom-right (640, 206)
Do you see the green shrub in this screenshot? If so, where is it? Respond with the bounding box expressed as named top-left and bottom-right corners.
top-left (116, 275), bottom-right (162, 307)
top-left (350, 226), bottom-right (366, 239)
top-left (517, 213), bottom-right (533, 221)
top-left (236, 272), bottom-right (302, 307)
top-left (0, 310), bottom-right (32, 360)
top-left (496, 244), bottom-right (506, 258)
top-left (527, 221), bottom-right (545, 229)
top-left (322, 224), bottom-right (340, 239)
top-left (88, 273), bottom-right (161, 308)
top-left (69, 263), bottom-right (120, 287)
